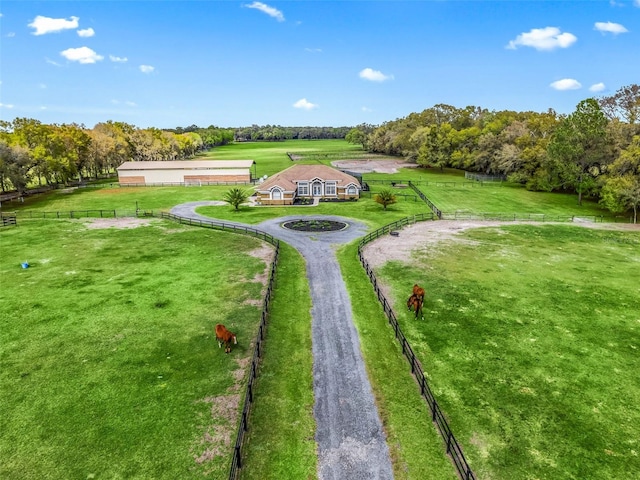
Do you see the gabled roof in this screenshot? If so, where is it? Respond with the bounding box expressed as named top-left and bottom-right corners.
top-left (117, 160), bottom-right (255, 171)
top-left (258, 164), bottom-right (360, 192)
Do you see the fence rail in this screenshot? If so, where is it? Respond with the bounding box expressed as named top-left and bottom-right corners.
top-left (408, 181), bottom-right (442, 219)
top-left (157, 212), bottom-right (279, 480)
top-left (358, 216), bottom-right (476, 480)
top-left (442, 211), bottom-right (632, 223)
top-left (464, 172), bottom-right (506, 182)
top-left (1, 213), bottom-right (17, 227)
top-left (120, 181), bottom-right (255, 187)
top-left (364, 178), bottom-right (484, 188)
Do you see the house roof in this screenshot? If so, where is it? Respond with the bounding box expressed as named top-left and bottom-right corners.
top-left (258, 164), bottom-right (360, 192)
top-left (117, 160), bottom-right (255, 171)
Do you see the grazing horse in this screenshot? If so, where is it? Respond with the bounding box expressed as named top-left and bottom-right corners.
top-left (215, 324), bottom-right (237, 354)
top-left (407, 293), bottom-right (425, 320)
top-left (412, 284), bottom-right (425, 303)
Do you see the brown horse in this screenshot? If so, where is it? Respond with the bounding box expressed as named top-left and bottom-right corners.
top-left (215, 324), bottom-right (237, 353)
top-left (412, 284), bottom-right (425, 303)
top-left (407, 293), bottom-right (424, 320)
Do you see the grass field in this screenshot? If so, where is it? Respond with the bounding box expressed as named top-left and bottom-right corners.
top-left (0, 218), bottom-right (273, 479)
top-left (372, 223), bottom-right (640, 479)
top-left (203, 139), bottom-right (363, 177)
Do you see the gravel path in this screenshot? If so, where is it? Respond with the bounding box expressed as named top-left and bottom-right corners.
top-left (170, 202), bottom-right (394, 480)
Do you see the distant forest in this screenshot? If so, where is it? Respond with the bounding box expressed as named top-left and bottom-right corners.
top-left (346, 84), bottom-right (639, 220)
top-left (0, 84), bottom-right (638, 220)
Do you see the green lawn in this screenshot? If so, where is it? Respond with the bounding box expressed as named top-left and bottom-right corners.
top-left (239, 244), bottom-right (317, 479)
top-left (0, 218), bottom-right (272, 479)
top-left (204, 139), bottom-right (363, 177)
top-left (371, 223), bottom-right (640, 479)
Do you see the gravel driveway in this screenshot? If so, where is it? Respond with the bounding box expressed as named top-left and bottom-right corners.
top-left (171, 203), bottom-right (394, 479)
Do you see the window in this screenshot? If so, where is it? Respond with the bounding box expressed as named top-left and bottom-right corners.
top-left (312, 182), bottom-right (323, 196)
top-left (271, 188), bottom-right (282, 200)
top-left (325, 182), bottom-right (336, 196)
top-left (347, 185), bottom-right (357, 195)
top-left (298, 182), bottom-right (309, 196)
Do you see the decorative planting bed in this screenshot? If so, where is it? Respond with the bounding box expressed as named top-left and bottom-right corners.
top-left (282, 219), bottom-right (348, 232)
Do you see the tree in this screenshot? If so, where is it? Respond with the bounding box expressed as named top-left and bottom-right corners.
top-left (598, 83), bottom-right (640, 124)
top-left (374, 189), bottom-right (397, 210)
top-left (0, 141), bottom-right (32, 193)
top-left (224, 187), bottom-right (250, 210)
top-left (547, 98), bottom-right (610, 205)
top-left (600, 136), bottom-right (640, 223)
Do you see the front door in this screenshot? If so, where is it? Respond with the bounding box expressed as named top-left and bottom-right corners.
top-left (312, 182), bottom-right (322, 197)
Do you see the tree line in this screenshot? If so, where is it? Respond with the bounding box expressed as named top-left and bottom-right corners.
top-left (233, 124), bottom-right (351, 141)
top-left (0, 120), bottom-right (234, 194)
top-left (347, 84), bottom-right (640, 222)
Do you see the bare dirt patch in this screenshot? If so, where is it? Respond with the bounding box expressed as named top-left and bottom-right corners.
top-left (361, 220), bottom-right (639, 270)
top-left (193, 394), bottom-right (241, 464)
top-left (83, 217), bottom-right (155, 229)
top-left (332, 158), bottom-right (418, 174)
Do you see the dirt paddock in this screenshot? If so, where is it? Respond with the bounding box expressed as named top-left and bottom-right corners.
top-left (362, 220), bottom-right (639, 269)
top-left (332, 158), bottom-right (418, 174)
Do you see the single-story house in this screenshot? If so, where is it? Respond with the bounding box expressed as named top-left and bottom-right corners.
top-left (117, 160), bottom-right (256, 185)
top-left (255, 164), bottom-right (361, 205)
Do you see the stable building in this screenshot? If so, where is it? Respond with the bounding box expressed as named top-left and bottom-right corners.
top-left (117, 160), bottom-right (256, 185)
top-left (255, 164), bottom-right (361, 205)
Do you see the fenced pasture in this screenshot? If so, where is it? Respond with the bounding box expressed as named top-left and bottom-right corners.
top-left (205, 139), bottom-right (363, 177)
top-left (2, 139), bottom-right (637, 479)
top-left (1, 184), bottom-right (234, 214)
top-left (0, 219), bottom-right (274, 479)
top-left (371, 223), bottom-right (640, 479)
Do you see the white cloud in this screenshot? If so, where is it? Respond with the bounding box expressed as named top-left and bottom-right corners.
top-left (305, 48), bottom-right (322, 53)
top-left (77, 27), bottom-right (95, 38)
top-left (6, 32), bottom-right (16, 38)
top-left (244, 2), bottom-right (285, 22)
top-left (589, 82), bottom-right (606, 92)
top-left (0, 103), bottom-right (15, 109)
top-left (293, 98), bottom-right (318, 110)
top-left (635, 0), bottom-right (640, 7)
top-left (46, 58), bottom-right (62, 67)
top-left (139, 65), bottom-right (155, 74)
top-left (29, 15), bottom-right (79, 35)
top-left (111, 99), bottom-right (137, 107)
top-left (60, 47), bottom-right (104, 64)
top-left (361, 106), bottom-right (373, 112)
top-left (594, 21), bottom-right (628, 34)
top-left (507, 26), bottom-right (577, 51)
top-left (109, 55), bottom-right (128, 63)
top-left (359, 68), bottom-right (394, 82)
top-left (550, 78), bottom-right (582, 90)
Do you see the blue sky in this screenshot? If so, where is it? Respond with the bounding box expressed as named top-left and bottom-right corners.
top-left (1, 1), bottom-right (639, 129)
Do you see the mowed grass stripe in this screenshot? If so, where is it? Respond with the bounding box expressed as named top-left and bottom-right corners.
top-left (337, 243), bottom-right (458, 480)
top-left (239, 244), bottom-right (316, 479)
top-left (0, 219), bottom-right (271, 479)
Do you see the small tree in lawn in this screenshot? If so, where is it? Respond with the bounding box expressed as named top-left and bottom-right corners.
top-left (224, 187), bottom-right (250, 210)
top-left (374, 189), bottom-right (397, 210)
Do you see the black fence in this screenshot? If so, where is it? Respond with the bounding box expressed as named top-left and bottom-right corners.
top-left (359, 191), bottom-right (420, 202)
top-left (12, 209), bottom-right (137, 219)
top-left (408, 181), bottom-right (442, 219)
top-left (465, 172), bottom-right (506, 182)
top-left (157, 212), bottom-right (280, 480)
top-left (228, 243), bottom-right (279, 480)
top-left (358, 216), bottom-right (476, 480)
top-left (120, 181), bottom-right (256, 187)
top-left (1, 213), bottom-right (17, 227)
top-left (364, 178), bottom-right (485, 188)
top-left (442, 211), bottom-right (633, 223)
